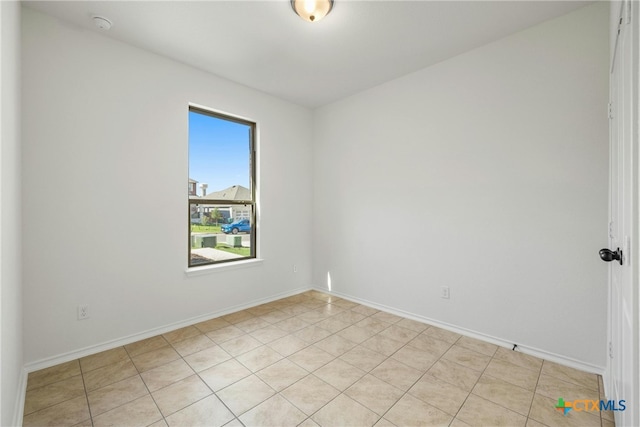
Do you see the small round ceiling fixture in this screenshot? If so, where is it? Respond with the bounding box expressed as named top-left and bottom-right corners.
top-left (92, 16), bottom-right (112, 30)
top-left (291, 0), bottom-right (333, 23)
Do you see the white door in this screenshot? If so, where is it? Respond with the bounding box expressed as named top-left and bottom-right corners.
top-left (606, 1), bottom-right (638, 426)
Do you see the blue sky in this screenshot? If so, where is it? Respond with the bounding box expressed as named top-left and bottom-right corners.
top-left (189, 110), bottom-right (251, 194)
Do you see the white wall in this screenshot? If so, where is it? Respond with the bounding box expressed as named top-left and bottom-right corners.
top-left (313, 3), bottom-right (609, 369)
top-left (21, 7), bottom-right (313, 365)
top-left (1, 1), bottom-right (23, 424)
top-left (21, 2), bottom-right (611, 374)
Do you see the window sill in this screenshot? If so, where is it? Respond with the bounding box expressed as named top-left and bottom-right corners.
top-left (185, 258), bottom-right (264, 277)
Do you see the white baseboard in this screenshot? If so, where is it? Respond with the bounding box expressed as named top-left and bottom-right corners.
top-left (318, 287), bottom-right (606, 376)
top-left (24, 286), bottom-right (312, 373)
top-left (12, 368), bottom-right (27, 427)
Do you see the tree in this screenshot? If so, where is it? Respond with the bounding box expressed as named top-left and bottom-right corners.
top-left (201, 212), bottom-right (213, 226)
top-left (210, 208), bottom-right (225, 225)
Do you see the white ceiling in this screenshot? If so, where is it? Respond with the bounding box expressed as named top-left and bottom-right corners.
top-left (24, 1), bottom-right (594, 108)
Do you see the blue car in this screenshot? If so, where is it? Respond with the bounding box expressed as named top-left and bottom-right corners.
top-left (221, 219), bottom-right (251, 234)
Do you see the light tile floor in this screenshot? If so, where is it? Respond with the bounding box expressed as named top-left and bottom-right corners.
top-left (23, 291), bottom-right (616, 427)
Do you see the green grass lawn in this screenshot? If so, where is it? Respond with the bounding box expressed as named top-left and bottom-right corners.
top-left (190, 224), bottom-right (222, 233)
top-left (215, 244), bottom-right (250, 257)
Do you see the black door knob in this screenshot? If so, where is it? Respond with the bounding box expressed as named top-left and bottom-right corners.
top-left (599, 248), bottom-right (623, 265)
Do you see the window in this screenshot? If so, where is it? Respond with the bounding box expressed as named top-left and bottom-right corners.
top-left (188, 106), bottom-right (256, 267)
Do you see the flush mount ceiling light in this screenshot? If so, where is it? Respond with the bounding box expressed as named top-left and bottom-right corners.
top-left (92, 16), bottom-right (112, 30)
top-left (291, 0), bottom-right (333, 22)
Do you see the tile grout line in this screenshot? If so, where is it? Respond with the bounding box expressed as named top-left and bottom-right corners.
top-left (446, 335), bottom-right (499, 425)
top-left (179, 299), bottom-right (350, 424)
top-left (22, 375), bottom-right (86, 418)
top-left (78, 361), bottom-right (95, 427)
top-left (332, 324), bottom-right (454, 425)
top-left (401, 337), bottom-right (545, 425)
top-left (169, 335), bottom-right (248, 426)
top-left (136, 356), bottom-right (166, 426)
top-left (255, 299), bottom-right (385, 424)
top-left (90, 345), bottom-right (162, 425)
top-left (502, 350), bottom-right (541, 415)
top-left (256, 305), bottom-right (381, 424)
top-left (425, 337), bottom-right (476, 424)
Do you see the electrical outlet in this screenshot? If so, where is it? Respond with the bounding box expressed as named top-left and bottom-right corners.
top-left (440, 286), bottom-right (450, 299)
top-left (293, 264), bottom-right (298, 273)
top-left (77, 305), bottom-right (89, 320)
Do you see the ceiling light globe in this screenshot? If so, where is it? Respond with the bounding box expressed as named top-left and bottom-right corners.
top-left (92, 16), bottom-right (112, 30)
top-left (291, 0), bottom-right (333, 22)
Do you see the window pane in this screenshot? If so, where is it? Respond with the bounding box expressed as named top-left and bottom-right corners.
top-left (188, 109), bottom-right (253, 199)
top-left (190, 203), bottom-right (254, 266)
